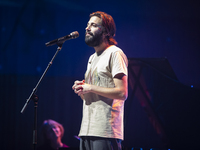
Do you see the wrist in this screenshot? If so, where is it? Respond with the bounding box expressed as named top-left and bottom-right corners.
top-left (89, 84), bottom-right (93, 92)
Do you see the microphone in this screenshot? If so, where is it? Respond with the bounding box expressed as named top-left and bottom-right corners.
top-left (45, 31), bottom-right (79, 47)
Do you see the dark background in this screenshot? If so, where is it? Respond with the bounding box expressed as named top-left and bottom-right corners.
top-left (0, 0), bottom-right (200, 150)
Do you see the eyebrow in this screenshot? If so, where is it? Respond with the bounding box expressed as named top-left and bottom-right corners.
top-left (87, 22), bottom-right (101, 26)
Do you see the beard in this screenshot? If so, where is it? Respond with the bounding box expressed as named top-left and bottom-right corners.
top-left (85, 31), bottom-right (103, 47)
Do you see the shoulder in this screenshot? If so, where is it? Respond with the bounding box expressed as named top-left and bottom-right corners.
top-left (107, 45), bottom-right (127, 58)
top-left (62, 143), bottom-right (69, 148)
top-left (107, 45), bottom-right (122, 53)
top-left (107, 45), bottom-right (128, 66)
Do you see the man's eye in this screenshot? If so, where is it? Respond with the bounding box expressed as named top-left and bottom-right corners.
top-left (87, 23), bottom-right (97, 27)
top-left (92, 24), bottom-right (97, 27)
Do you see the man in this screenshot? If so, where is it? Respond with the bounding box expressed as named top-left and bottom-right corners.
top-left (72, 11), bottom-right (128, 150)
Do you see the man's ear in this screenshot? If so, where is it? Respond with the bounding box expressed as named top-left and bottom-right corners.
top-left (102, 32), bottom-right (106, 39)
top-left (103, 32), bottom-right (110, 37)
top-left (102, 32), bottom-right (110, 40)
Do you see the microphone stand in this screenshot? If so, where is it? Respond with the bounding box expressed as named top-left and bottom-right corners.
top-left (20, 44), bottom-right (63, 150)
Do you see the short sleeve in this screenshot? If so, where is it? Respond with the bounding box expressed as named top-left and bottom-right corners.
top-left (110, 50), bottom-right (128, 78)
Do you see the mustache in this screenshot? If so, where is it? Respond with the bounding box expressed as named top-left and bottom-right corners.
top-left (85, 31), bottom-right (93, 36)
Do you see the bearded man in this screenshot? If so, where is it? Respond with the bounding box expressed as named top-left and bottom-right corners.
top-left (72, 11), bottom-right (128, 150)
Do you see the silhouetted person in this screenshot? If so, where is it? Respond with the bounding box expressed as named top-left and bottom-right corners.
top-left (37, 119), bottom-right (69, 150)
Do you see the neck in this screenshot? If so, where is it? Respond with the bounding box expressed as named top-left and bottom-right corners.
top-left (51, 138), bottom-right (63, 149)
top-left (94, 41), bottom-right (110, 56)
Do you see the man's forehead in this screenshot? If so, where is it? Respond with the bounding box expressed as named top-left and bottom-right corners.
top-left (88, 16), bottom-right (102, 24)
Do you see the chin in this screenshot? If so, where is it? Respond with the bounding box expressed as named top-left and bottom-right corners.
top-left (85, 35), bottom-right (92, 41)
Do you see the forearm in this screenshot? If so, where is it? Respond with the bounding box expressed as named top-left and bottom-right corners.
top-left (81, 75), bottom-right (127, 100)
top-left (73, 75), bottom-right (128, 101)
top-left (89, 84), bottom-right (127, 100)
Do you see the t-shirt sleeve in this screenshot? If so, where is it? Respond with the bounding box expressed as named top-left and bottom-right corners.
top-left (110, 50), bottom-right (128, 78)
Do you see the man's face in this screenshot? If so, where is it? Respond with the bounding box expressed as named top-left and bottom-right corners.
top-left (85, 16), bottom-right (104, 47)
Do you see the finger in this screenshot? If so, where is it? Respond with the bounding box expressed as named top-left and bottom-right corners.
top-left (72, 84), bottom-right (77, 90)
top-left (72, 80), bottom-right (82, 89)
top-left (76, 89), bottom-right (83, 95)
top-left (75, 80), bottom-right (83, 85)
top-left (74, 81), bottom-right (79, 84)
top-left (75, 85), bottom-right (83, 91)
top-left (75, 80), bottom-right (85, 85)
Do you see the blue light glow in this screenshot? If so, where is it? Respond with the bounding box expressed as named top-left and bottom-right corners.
top-left (36, 66), bottom-right (42, 72)
top-left (40, 29), bottom-right (45, 35)
top-left (1, 27), bottom-right (5, 32)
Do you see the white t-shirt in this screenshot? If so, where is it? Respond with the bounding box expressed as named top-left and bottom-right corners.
top-left (78, 45), bottom-right (128, 140)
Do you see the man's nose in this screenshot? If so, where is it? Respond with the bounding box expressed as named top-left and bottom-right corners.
top-left (85, 25), bottom-right (91, 31)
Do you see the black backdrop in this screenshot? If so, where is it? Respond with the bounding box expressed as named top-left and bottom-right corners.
top-left (124, 58), bottom-right (200, 149)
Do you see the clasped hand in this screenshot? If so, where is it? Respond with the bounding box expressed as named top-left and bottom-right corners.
top-left (72, 80), bottom-right (90, 96)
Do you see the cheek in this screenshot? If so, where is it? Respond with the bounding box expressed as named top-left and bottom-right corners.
top-left (92, 28), bottom-right (102, 35)
top-left (56, 128), bottom-right (62, 136)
